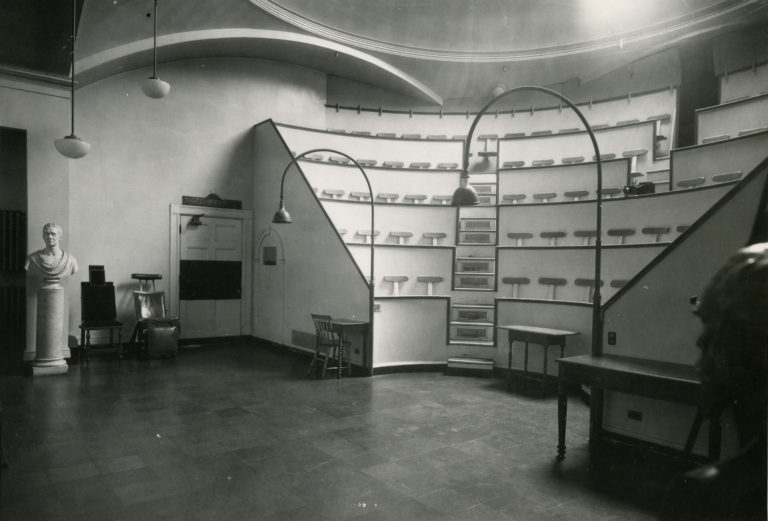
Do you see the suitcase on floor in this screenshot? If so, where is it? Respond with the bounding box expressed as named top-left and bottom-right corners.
top-left (145, 319), bottom-right (179, 358)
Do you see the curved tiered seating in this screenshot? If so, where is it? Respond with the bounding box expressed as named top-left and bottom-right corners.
top-left (695, 93), bottom-right (768, 145)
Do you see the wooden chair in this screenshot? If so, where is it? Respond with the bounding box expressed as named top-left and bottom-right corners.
top-left (79, 282), bottom-right (123, 363)
top-left (307, 313), bottom-right (348, 378)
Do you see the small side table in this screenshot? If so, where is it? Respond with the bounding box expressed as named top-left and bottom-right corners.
top-left (497, 325), bottom-right (579, 390)
top-left (329, 318), bottom-right (369, 379)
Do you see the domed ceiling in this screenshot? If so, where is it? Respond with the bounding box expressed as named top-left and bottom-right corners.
top-left (2, 0), bottom-right (767, 105)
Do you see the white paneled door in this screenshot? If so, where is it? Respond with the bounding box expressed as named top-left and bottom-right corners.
top-left (178, 214), bottom-right (243, 338)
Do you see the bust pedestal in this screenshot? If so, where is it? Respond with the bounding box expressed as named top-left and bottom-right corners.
top-left (32, 277), bottom-right (69, 376)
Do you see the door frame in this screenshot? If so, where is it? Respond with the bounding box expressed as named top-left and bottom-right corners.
top-left (169, 204), bottom-right (253, 336)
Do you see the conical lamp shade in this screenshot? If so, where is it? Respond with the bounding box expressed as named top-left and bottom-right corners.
top-left (54, 135), bottom-right (91, 159)
top-left (272, 204), bottom-right (292, 224)
top-left (141, 77), bottom-right (171, 99)
top-left (451, 185), bottom-right (479, 206)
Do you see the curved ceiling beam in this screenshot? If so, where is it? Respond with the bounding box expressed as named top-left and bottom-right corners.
top-left (75, 28), bottom-right (443, 105)
top-left (250, 0), bottom-right (766, 62)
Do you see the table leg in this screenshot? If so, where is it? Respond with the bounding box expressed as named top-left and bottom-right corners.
top-left (708, 409), bottom-right (722, 461)
top-left (507, 338), bottom-right (513, 389)
top-left (557, 378), bottom-right (567, 459)
top-left (524, 342), bottom-right (529, 373)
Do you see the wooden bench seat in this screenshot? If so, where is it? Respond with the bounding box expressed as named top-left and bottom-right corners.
top-left (504, 132), bottom-right (525, 138)
top-left (389, 231), bottom-right (413, 244)
top-left (383, 276), bottom-right (408, 295)
top-left (607, 227), bottom-right (635, 244)
top-left (356, 230), bottom-right (380, 243)
top-left (502, 193), bottom-right (527, 204)
top-left (502, 276), bottom-right (530, 298)
top-left (641, 226), bottom-right (671, 242)
top-left (502, 161), bottom-right (525, 168)
top-left (712, 171), bottom-right (742, 183)
top-left (598, 188), bottom-right (623, 199)
top-left (349, 191), bottom-right (371, 201)
top-left (382, 161), bottom-right (404, 168)
top-left (423, 232), bottom-right (447, 245)
top-left (304, 153), bottom-right (324, 161)
top-left (559, 128), bottom-right (580, 134)
top-left (561, 156), bottom-right (585, 164)
top-left (533, 192), bottom-right (557, 203)
top-left (328, 155), bottom-right (350, 164)
top-left (539, 277), bottom-right (567, 300)
top-left (593, 153), bottom-right (617, 161)
top-left (677, 177), bottom-right (706, 189)
top-left (738, 127), bottom-right (768, 136)
top-left (401, 133), bottom-right (422, 139)
top-left (427, 134), bottom-right (447, 140)
top-left (507, 232), bottom-right (533, 246)
top-left (376, 193), bottom-right (399, 203)
top-left (532, 159), bottom-right (555, 167)
top-left (322, 189), bottom-right (345, 199)
top-left (376, 132), bottom-right (396, 138)
top-left (540, 231), bottom-right (566, 246)
top-left (531, 130), bottom-right (553, 136)
top-left (702, 134), bottom-right (730, 144)
top-left (616, 119), bottom-right (640, 126)
top-left (574, 278), bottom-right (603, 302)
top-left (356, 159), bottom-right (377, 167)
top-left (432, 195), bottom-right (453, 205)
top-left (436, 162), bottom-right (459, 169)
top-left (417, 276), bottom-right (444, 295)
top-left (403, 194), bottom-right (427, 204)
top-left (564, 190), bottom-right (589, 201)
top-left (409, 162), bottom-right (431, 169)
top-left (574, 229), bottom-right (597, 245)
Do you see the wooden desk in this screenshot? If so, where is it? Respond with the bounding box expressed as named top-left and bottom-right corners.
top-left (556, 354), bottom-right (721, 461)
top-left (497, 325), bottom-right (579, 389)
top-left (329, 318), bottom-right (369, 379)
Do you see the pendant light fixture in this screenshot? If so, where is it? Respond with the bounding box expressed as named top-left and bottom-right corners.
top-left (141, 0), bottom-right (170, 98)
top-left (54, 0), bottom-right (90, 159)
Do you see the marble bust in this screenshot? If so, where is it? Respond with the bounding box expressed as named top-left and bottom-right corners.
top-left (25, 223), bottom-right (79, 280)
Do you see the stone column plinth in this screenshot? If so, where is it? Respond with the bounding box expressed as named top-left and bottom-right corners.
top-left (32, 278), bottom-right (68, 376)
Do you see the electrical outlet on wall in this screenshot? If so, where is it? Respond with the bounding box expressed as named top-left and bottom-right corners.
top-left (373, 303), bottom-right (381, 312)
top-left (608, 331), bottom-right (616, 345)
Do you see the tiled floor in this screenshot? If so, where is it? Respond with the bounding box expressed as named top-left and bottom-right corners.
top-left (1, 342), bottom-right (664, 520)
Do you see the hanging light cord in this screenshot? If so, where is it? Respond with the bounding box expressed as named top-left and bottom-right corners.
top-left (152, 0), bottom-right (158, 78)
top-left (69, 0), bottom-right (77, 136)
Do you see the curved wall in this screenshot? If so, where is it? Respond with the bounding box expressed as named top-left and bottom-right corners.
top-left (65, 57), bottom-right (327, 343)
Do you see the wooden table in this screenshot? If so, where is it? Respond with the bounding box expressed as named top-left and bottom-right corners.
top-left (556, 354), bottom-right (721, 460)
top-left (329, 318), bottom-right (369, 379)
top-left (497, 325), bottom-right (579, 389)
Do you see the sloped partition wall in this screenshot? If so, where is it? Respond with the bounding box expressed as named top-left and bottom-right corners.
top-left (251, 120), bottom-right (369, 367)
top-left (599, 158), bottom-right (768, 456)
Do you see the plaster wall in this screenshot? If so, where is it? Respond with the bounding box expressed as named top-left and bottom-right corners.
top-left (62, 57), bottom-right (326, 344)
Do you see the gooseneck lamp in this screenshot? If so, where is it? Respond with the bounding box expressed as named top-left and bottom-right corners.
top-left (273, 148), bottom-right (375, 375)
top-left (457, 86), bottom-right (604, 356)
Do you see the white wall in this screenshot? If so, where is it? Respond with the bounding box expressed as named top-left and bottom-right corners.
top-left (0, 77), bottom-right (72, 359)
top-left (5, 58), bottom-right (327, 354)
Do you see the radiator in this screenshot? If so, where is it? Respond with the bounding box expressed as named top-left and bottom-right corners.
top-left (1, 210), bottom-right (26, 271)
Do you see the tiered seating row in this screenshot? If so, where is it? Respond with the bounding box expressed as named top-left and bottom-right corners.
top-left (695, 92), bottom-right (768, 145)
top-left (299, 161), bottom-right (461, 207)
top-left (347, 244), bottom-right (454, 297)
top-left (671, 129), bottom-right (768, 188)
top-left (497, 183), bottom-right (732, 248)
top-left (276, 123), bottom-right (463, 169)
top-left (497, 159), bottom-right (630, 204)
top-left (324, 201), bottom-right (457, 247)
top-left (496, 121), bottom-right (658, 176)
top-left (496, 246), bottom-right (665, 303)
top-left (325, 88), bottom-right (676, 152)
